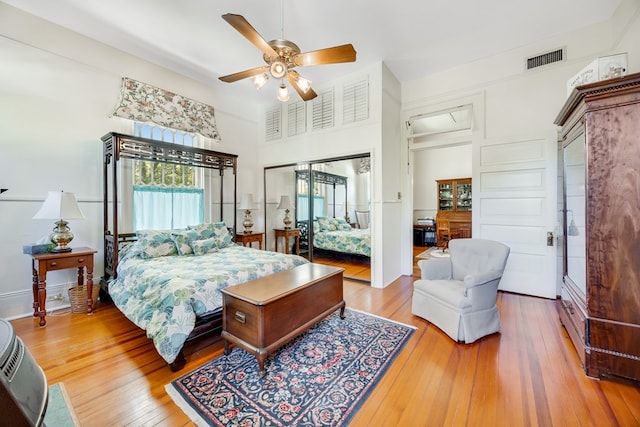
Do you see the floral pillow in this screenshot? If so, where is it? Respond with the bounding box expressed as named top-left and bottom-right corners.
top-left (170, 229), bottom-right (199, 255)
top-left (187, 222), bottom-right (233, 248)
top-left (136, 229), bottom-right (178, 259)
top-left (317, 217), bottom-right (337, 232)
top-left (334, 217), bottom-right (353, 231)
top-left (189, 237), bottom-right (220, 255)
top-left (118, 241), bottom-right (141, 262)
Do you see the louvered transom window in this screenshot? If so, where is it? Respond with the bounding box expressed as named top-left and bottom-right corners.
top-left (287, 101), bottom-right (306, 137)
top-left (265, 107), bottom-right (282, 141)
top-left (343, 79), bottom-right (369, 124)
top-left (312, 89), bottom-right (334, 131)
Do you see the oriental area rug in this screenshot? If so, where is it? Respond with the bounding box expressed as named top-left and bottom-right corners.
top-left (166, 309), bottom-right (415, 426)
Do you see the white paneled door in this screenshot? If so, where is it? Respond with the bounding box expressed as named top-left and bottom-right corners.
top-left (474, 136), bottom-right (558, 299)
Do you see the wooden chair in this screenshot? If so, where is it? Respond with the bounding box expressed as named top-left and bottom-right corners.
top-left (437, 219), bottom-right (453, 248)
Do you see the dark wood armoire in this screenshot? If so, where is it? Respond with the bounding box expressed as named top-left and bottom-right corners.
top-left (555, 72), bottom-right (640, 381)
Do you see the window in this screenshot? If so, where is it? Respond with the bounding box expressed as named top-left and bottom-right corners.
top-left (343, 79), bottom-right (369, 124)
top-left (132, 123), bottom-right (203, 230)
top-left (296, 195), bottom-right (325, 220)
top-left (407, 104), bottom-right (473, 144)
top-left (265, 107), bottom-right (282, 141)
top-left (287, 101), bottom-right (306, 137)
top-left (312, 89), bottom-right (334, 130)
top-left (295, 166), bottom-right (327, 220)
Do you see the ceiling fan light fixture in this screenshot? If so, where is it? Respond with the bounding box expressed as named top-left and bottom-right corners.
top-left (270, 60), bottom-right (287, 79)
top-left (277, 82), bottom-right (290, 102)
top-left (253, 73), bottom-right (269, 90)
top-left (295, 75), bottom-right (312, 93)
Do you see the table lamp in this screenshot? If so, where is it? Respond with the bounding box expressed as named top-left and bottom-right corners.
top-left (239, 193), bottom-right (255, 233)
top-left (33, 191), bottom-right (85, 252)
top-left (277, 195), bottom-right (294, 229)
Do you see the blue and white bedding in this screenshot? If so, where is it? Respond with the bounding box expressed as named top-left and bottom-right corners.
top-left (314, 217), bottom-right (371, 257)
top-left (108, 223), bottom-right (308, 364)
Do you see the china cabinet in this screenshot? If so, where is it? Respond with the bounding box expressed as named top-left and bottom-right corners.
top-left (555, 72), bottom-right (640, 381)
top-left (435, 178), bottom-right (471, 246)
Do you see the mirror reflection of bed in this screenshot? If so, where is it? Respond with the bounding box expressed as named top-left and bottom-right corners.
top-left (264, 155), bottom-right (371, 283)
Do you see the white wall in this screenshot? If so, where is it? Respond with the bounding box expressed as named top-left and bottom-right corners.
top-left (0, 4), bottom-right (261, 319)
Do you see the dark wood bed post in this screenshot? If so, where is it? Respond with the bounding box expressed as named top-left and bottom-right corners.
top-left (102, 138), bottom-right (109, 288)
top-left (233, 169), bottom-right (237, 234)
top-left (218, 161), bottom-right (238, 232)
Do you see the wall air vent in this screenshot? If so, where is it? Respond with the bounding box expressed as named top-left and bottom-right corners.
top-left (526, 48), bottom-right (565, 70)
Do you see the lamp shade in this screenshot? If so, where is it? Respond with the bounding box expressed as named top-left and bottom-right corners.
top-left (277, 83), bottom-right (290, 102)
top-left (276, 195), bottom-right (294, 210)
top-left (239, 193), bottom-right (254, 210)
top-left (33, 191), bottom-right (84, 220)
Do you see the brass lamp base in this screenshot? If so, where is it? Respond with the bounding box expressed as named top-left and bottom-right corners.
top-left (49, 219), bottom-right (74, 252)
top-left (243, 209), bottom-right (254, 234)
top-left (283, 209), bottom-right (292, 229)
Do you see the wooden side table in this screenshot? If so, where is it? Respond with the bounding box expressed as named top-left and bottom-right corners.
top-left (235, 232), bottom-right (264, 249)
top-left (30, 247), bottom-right (97, 327)
top-left (273, 228), bottom-right (300, 255)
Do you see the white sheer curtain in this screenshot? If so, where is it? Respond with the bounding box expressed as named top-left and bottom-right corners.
top-left (133, 185), bottom-right (204, 230)
top-left (296, 195), bottom-right (325, 220)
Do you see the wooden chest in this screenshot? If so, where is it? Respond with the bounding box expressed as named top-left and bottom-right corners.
top-left (221, 263), bottom-right (345, 377)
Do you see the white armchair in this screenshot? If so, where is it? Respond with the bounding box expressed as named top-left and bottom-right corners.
top-left (412, 238), bottom-right (510, 343)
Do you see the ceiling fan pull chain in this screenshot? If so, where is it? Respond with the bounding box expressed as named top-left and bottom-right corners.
top-left (280, 0), bottom-right (285, 39)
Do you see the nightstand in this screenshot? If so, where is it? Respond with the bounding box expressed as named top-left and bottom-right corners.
top-left (235, 232), bottom-right (264, 249)
top-left (273, 228), bottom-right (300, 255)
top-left (30, 247), bottom-right (97, 327)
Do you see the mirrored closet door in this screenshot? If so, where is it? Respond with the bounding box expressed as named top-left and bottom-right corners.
top-left (264, 154), bottom-right (371, 283)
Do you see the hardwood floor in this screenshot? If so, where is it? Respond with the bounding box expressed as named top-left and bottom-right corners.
top-left (9, 248), bottom-right (640, 426)
top-left (312, 251), bottom-right (372, 282)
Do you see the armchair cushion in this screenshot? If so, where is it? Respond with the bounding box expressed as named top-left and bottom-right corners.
top-left (414, 280), bottom-right (471, 312)
top-left (417, 258), bottom-right (451, 280)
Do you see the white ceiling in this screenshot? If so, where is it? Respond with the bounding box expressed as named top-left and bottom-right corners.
top-left (3, 0), bottom-right (621, 105)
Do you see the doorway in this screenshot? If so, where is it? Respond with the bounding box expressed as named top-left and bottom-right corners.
top-left (406, 95), bottom-right (558, 299)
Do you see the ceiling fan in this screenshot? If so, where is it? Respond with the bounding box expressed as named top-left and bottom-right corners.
top-left (218, 13), bottom-right (356, 102)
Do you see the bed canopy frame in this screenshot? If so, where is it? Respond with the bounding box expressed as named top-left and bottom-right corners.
top-left (101, 132), bottom-right (238, 287)
top-left (294, 169), bottom-right (348, 251)
top-left (102, 132), bottom-right (238, 278)
top-left (100, 132), bottom-right (238, 370)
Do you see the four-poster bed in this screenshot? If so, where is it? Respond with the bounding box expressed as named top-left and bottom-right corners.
top-left (100, 132), bottom-right (308, 370)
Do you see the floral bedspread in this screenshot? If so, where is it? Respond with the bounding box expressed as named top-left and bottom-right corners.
top-left (313, 228), bottom-right (371, 257)
top-left (109, 244), bottom-right (308, 364)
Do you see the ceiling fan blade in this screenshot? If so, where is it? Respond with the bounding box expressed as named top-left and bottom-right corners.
top-left (287, 72), bottom-right (317, 101)
top-left (222, 14), bottom-right (277, 57)
top-left (294, 44), bottom-right (357, 67)
top-left (219, 65), bottom-right (269, 83)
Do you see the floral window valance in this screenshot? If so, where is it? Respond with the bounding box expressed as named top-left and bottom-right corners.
top-left (112, 77), bottom-right (221, 141)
